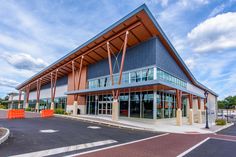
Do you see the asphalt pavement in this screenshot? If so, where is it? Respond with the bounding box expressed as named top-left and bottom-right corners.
top-left (0, 116), bottom-right (158, 157)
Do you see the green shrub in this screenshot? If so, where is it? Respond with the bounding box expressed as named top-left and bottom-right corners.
top-left (54, 108), bottom-right (65, 114)
top-left (25, 108), bottom-right (31, 111)
top-left (215, 119), bottom-right (226, 125)
top-left (0, 104), bottom-right (8, 109)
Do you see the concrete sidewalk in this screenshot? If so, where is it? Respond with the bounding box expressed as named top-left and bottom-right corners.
top-left (55, 114), bottom-right (233, 134)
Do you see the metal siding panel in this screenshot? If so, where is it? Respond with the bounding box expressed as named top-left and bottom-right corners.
top-left (87, 37), bottom-right (156, 79)
top-left (156, 38), bottom-right (190, 82)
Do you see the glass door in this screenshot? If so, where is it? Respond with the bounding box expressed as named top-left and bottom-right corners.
top-left (98, 102), bottom-right (103, 114)
top-left (107, 102), bottom-right (112, 115)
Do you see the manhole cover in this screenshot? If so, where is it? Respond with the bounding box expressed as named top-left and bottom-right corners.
top-left (87, 126), bottom-right (101, 129)
top-left (39, 129), bottom-right (59, 133)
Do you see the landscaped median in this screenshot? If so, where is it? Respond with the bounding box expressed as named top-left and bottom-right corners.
top-left (0, 127), bottom-right (10, 145)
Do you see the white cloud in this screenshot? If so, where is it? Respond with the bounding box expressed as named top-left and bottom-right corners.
top-left (1, 53), bottom-right (48, 71)
top-left (187, 12), bottom-right (236, 53)
top-left (208, 3), bottom-right (226, 17)
top-left (0, 77), bottom-right (19, 88)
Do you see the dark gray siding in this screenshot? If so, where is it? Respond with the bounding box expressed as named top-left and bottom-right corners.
top-left (87, 36), bottom-right (190, 82)
top-left (156, 37), bottom-right (190, 82)
top-left (87, 37), bottom-right (157, 79)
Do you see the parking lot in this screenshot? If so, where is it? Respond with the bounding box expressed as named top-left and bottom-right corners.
top-left (1, 109), bottom-right (236, 157)
top-left (0, 114), bottom-right (158, 157)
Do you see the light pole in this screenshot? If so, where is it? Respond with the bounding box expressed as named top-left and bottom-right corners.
top-left (204, 91), bottom-right (209, 129)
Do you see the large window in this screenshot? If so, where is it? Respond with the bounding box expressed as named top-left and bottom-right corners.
top-left (130, 92), bottom-right (141, 118)
top-left (141, 91), bottom-right (153, 119)
top-left (88, 67), bottom-right (154, 89)
top-left (156, 68), bottom-right (187, 88)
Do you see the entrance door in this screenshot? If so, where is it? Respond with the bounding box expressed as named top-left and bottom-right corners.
top-left (98, 101), bottom-right (112, 115)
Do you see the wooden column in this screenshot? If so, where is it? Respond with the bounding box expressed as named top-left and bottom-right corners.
top-left (198, 97), bottom-right (201, 110)
top-left (197, 97), bottom-right (203, 123)
top-left (188, 94), bottom-right (194, 125)
top-left (72, 56), bottom-right (84, 115)
top-left (18, 90), bottom-right (22, 109)
top-left (25, 85), bottom-right (30, 109)
top-left (36, 79), bottom-right (41, 112)
top-left (176, 89), bottom-right (182, 126)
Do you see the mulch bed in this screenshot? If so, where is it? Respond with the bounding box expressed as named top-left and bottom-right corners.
top-left (0, 128), bottom-right (7, 138)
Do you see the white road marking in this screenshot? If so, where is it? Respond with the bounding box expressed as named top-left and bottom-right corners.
top-left (211, 137), bottom-right (236, 142)
top-left (39, 129), bottom-right (59, 133)
top-left (87, 126), bottom-right (101, 129)
top-left (65, 133), bottom-right (170, 157)
top-left (9, 139), bottom-right (117, 157)
top-left (176, 137), bottom-right (210, 157)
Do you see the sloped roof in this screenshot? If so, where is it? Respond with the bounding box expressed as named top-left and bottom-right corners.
top-left (16, 4), bottom-right (217, 96)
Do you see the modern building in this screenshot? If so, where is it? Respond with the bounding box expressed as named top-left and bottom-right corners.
top-left (16, 4), bottom-right (218, 125)
top-left (6, 92), bottom-right (24, 109)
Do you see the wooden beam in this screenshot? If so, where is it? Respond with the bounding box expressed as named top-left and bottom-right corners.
top-left (19, 21), bottom-right (141, 89)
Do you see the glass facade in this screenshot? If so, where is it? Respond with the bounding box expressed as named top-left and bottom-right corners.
top-left (156, 68), bottom-right (187, 88)
top-left (87, 66), bottom-right (187, 89)
top-left (86, 90), bottom-right (186, 120)
top-left (156, 92), bottom-right (176, 119)
top-left (88, 67), bottom-right (154, 89)
top-left (28, 96), bottom-right (67, 111)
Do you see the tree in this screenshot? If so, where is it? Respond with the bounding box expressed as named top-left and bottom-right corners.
top-left (218, 100), bottom-right (226, 109)
top-left (4, 96), bottom-right (9, 101)
top-left (218, 96), bottom-right (236, 109)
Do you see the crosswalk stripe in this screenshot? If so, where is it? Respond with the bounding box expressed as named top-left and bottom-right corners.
top-left (9, 139), bottom-right (117, 157)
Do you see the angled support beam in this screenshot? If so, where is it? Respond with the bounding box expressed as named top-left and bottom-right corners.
top-left (36, 79), bottom-right (42, 112)
top-left (25, 85), bottom-right (31, 109)
top-left (72, 56), bottom-right (84, 115)
top-left (50, 69), bottom-right (58, 110)
top-left (107, 31), bottom-right (129, 121)
top-left (18, 90), bottom-right (22, 109)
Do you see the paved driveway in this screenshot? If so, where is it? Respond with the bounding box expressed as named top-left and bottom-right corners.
top-left (218, 123), bottom-right (236, 136)
top-left (184, 138), bottom-right (236, 157)
top-left (183, 123), bottom-right (236, 157)
top-left (0, 116), bottom-right (158, 157)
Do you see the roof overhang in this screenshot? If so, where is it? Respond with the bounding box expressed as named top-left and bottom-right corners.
top-left (65, 80), bottom-right (205, 98)
top-left (16, 4), bottom-right (218, 97)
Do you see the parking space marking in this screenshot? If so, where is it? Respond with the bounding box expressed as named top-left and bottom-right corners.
top-left (39, 129), bottom-right (59, 133)
top-left (87, 126), bottom-right (101, 129)
top-left (65, 133), bottom-right (169, 157)
top-left (176, 137), bottom-right (210, 157)
top-left (9, 139), bottom-right (117, 157)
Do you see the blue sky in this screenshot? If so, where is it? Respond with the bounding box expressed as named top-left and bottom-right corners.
top-left (0, 0), bottom-right (235, 99)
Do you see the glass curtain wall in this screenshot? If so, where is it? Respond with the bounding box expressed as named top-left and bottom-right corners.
top-left (119, 93), bottom-right (129, 117)
top-left (156, 92), bottom-right (176, 119)
top-left (86, 90), bottom-right (186, 120)
top-left (130, 92), bottom-right (141, 118)
top-left (141, 91), bottom-right (153, 119)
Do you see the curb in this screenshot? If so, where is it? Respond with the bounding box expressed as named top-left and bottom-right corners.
top-left (214, 123), bottom-right (234, 133)
top-left (54, 114), bottom-right (157, 133)
top-left (0, 127), bottom-right (10, 145)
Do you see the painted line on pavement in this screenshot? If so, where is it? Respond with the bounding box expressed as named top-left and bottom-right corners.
top-left (65, 133), bottom-right (169, 157)
top-left (211, 137), bottom-right (236, 142)
top-left (9, 139), bottom-right (117, 157)
top-left (176, 137), bottom-right (210, 157)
